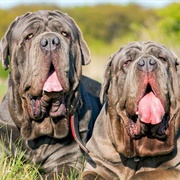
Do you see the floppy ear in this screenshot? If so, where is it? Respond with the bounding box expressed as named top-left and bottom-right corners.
top-left (0, 17), bottom-right (19, 70)
top-left (65, 12), bottom-right (91, 66)
top-left (100, 54), bottom-right (114, 103)
top-left (0, 13), bottom-right (32, 70)
top-left (172, 51), bottom-right (180, 99)
top-left (0, 28), bottom-right (11, 70)
top-left (173, 52), bottom-right (180, 77)
top-left (100, 47), bottom-right (124, 103)
top-left (70, 19), bottom-right (91, 66)
top-left (76, 25), bottom-right (91, 66)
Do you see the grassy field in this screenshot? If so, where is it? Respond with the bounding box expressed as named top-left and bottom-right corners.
top-left (0, 151), bottom-right (41, 180)
top-left (0, 139), bottom-right (85, 180)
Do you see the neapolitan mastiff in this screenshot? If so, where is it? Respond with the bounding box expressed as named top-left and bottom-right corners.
top-left (83, 41), bottom-right (180, 180)
top-left (0, 10), bottom-right (101, 178)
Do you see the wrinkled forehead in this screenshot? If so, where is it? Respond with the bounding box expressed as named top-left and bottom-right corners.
top-left (13, 10), bottom-right (76, 36)
top-left (123, 41), bottom-right (172, 56)
top-left (111, 41), bottom-right (175, 68)
top-left (114, 41), bottom-right (173, 60)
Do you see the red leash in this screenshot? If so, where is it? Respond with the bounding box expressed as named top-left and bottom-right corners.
top-left (70, 115), bottom-right (89, 154)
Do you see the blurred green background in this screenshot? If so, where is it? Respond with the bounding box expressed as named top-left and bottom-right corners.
top-left (0, 2), bottom-right (180, 101)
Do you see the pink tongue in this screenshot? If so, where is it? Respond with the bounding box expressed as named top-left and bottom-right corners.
top-left (43, 71), bottom-right (63, 92)
top-left (138, 92), bottom-right (165, 124)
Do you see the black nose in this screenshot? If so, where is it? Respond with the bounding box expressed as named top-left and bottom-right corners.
top-left (137, 57), bottom-right (157, 72)
top-left (40, 35), bottom-right (60, 51)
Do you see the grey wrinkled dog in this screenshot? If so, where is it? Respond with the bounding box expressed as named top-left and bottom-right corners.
top-left (83, 41), bottom-right (180, 180)
top-left (0, 10), bottom-right (101, 178)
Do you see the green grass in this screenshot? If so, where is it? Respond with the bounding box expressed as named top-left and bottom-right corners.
top-left (0, 137), bottom-right (41, 180)
top-left (0, 153), bottom-right (41, 180)
top-left (0, 123), bottom-right (86, 180)
top-left (0, 145), bottom-right (85, 180)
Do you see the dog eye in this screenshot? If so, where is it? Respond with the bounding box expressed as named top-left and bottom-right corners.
top-left (158, 56), bottom-right (166, 62)
top-left (123, 60), bottom-right (132, 67)
top-left (61, 31), bottom-right (69, 38)
top-left (25, 33), bottom-right (34, 42)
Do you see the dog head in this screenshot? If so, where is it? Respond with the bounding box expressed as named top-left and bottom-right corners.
top-left (0, 10), bottom-right (90, 141)
top-left (101, 41), bottom-right (180, 157)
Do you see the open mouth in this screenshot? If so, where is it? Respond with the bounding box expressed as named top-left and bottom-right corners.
top-left (127, 83), bottom-right (169, 140)
top-left (24, 64), bottom-right (88, 152)
top-left (28, 64), bottom-right (66, 121)
top-left (137, 84), bottom-right (165, 125)
top-left (43, 64), bottom-right (63, 92)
